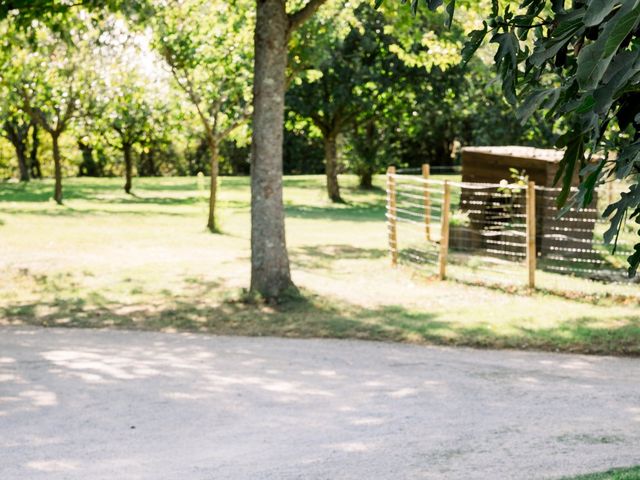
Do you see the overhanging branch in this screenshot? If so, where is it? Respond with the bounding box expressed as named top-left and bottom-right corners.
top-left (287, 0), bottom-right (329, 33)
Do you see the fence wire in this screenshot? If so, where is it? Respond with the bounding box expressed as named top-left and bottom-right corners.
top-left (386, 171), bottom-right (638, 291)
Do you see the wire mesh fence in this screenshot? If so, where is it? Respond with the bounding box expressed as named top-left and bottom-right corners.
top-left (386, 167), bottom-right (638, 293)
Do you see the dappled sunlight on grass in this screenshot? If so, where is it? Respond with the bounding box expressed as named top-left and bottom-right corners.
top-left (1, 175), bottom-right (639, 355)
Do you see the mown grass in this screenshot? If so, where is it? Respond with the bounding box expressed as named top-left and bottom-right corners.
top-left (563, 466), bottom-right (640, 480)
top-left (1, 175), bottom-right (639, 355)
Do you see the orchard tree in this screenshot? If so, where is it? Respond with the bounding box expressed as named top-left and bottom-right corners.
top-left (104, 80), bottom-right (154, 194)
top-left (0, 19), bottom-right (90, 204)
top-left (0, 99), bottom-right (33, 182)
top-left (288, 4), bottom-right (400, 202)
top-left (152, 0), bottom-right (253, 232)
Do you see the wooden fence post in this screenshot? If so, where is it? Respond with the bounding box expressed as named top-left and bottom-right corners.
top-left (438, 180), bottom-right (451, 280)
top-left (422, 164), bottom-right (431, 242)
top-left (526, 181), bottom-right (536, 289)
top-left (387, 166), bottom-right (398, 267)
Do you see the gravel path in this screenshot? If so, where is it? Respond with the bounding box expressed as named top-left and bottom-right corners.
top-left (1, 327), bottom-right (639, 479)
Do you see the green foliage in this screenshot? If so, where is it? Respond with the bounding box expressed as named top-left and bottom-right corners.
top-left (150, 0), bottom-right (253, 148)
top-left (400, 0), bottom-right (640, 276)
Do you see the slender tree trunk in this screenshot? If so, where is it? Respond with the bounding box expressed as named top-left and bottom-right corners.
top-left (3, 121), bottom-right (30, 181)
top-left (358, 120), bottom-right (376, 189)
top-left (15, 144), bottom-right (30, 182)
top-left (323, 132), bottom-right (343, 202)
top-left (250, 0), bottom-right (295, 299)
top-left (51, 134), bottom-right (63, 205)
top-left (78, 141), bottom-right (95, 176)
top-left (359, 169), bottom-right (373, 189)
top-left (206, 139), bottom-right (220, 232)
top-left (123, 143), bottom-right (133, 194)
top-left (30, 124), bottom-right (41, 178)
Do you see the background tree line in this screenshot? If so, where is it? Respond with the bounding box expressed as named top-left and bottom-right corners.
top-left (0, 1), bottom-right (550, 195)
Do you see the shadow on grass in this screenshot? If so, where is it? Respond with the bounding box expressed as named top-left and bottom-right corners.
top-left (290, 244), bottom-right (387, 270)
top-left (2, 274), bottom-right (639, 356)
top-left (285, 203), bottom-right (385, 222)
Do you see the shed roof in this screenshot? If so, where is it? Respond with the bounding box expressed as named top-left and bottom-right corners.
top-left (461, 146), bottom-right (564, 163)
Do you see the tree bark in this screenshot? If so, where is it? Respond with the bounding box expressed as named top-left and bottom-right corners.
top-left (359, 170), bottom-right (373, 189)
top-left (78, 140), bottom-right (95, 177)
top-left (323, 132), bottom-right (343, 202)
top-left (3, 121), bottom-right (30, 182)
top-left (206, 139), bottom-right (220, 232)
top-left (123, 143), bottom-right (133, 194)
top-left (15, 143), bottom-right (29, 182)
top-left (29, 124), bottom-right (41, 179)
top-left (51, 134), bottom-right (63, 205)
top-left (249, 0), bottom-right (295, 299)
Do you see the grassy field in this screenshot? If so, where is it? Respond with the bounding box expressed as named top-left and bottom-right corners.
top-left (1, 175), bottom-right (639, 355)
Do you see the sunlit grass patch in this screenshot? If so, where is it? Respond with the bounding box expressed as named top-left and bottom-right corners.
top-left (1, 175), bottom-right (639, 355)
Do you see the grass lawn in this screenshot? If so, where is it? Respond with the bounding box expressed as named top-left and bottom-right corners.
top-left (1, 174), bottom-right (639, 355)
top-left (564, 467), bottom-right (640, 479)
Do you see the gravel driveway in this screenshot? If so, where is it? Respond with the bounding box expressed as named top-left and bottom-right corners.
top-left (1, 326), bottom-right (639, 479)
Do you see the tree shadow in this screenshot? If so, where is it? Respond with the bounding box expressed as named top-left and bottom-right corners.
top-left (290, 244), bottom-right (388, 270)
top-left (285, 203), bottom-right (385, 222)
top-left (2, 273), bottom-right (639, 356)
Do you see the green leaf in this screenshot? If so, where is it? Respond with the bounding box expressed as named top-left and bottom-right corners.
top-left (517, 88), bottom-right (558, 123)
top-left (529, 11), bottom-right (584, 66)
top-left (571, 158), bottom-right (605, 211)
top-left (578, 3), bottom-right (640, 89)
top-left (374, 0), bottom-right (384, 9)
top-left (603, 185), bottom-right (640, 249)
top-left (492, 32), bottom-right (518, 68)
top-left (604, 3), bottom-right (640, 57)
top-left (616, 141), bottom-right (640, 179)
top-left (576, 41), bottom-right (609, 90)
top-left (444, 0), bottom-right (455, 28)
top-left (627, 236), bottom-right (640, 277)
top-left (584, 0), bottom-right (620, 27)
top-left (461, 23), bottom-right (487, 65)
top-left (575, 94), bottom-right (595, 113)
top-left (554, 133), bottom-right (584, 207)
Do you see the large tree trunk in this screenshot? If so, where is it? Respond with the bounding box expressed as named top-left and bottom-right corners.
top-left (123, 143), bottom-right (133, 194)
top-left (51, 134), bottom-right (63, 205)
top-left (323, 132), bottom-right (343, 202)
top-left (29, 124), bottom-right (41, 179)
top-left (206, 139), bottom-right (220, 232)
top-left (249, 0), bottom-right (295, 299)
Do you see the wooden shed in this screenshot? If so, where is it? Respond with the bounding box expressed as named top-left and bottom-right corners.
top-left (461, 146), bottom-right (565, 186)
top-left (459, 146), bottom-right (598, 258)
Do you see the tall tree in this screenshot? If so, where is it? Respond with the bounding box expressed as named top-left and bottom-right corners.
top-left (152, 0), bottom-right (253, 232)
top-left (250, 0), bottom-right (331, 299)
top-left (106, 80), bottom-right (153, 194)
top-left (288, 3), bottom-right (408, 199)
top-left (0, 14), bottom-right (94, 203)
top-left (0, 107), bottom-right (32, 182)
